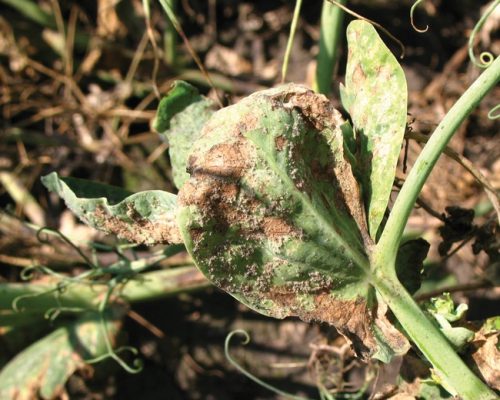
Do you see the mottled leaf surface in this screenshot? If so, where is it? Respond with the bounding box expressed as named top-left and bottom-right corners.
top-left (153, 80), bottom-right (216, 189)
top-left (178, 84), bottom-right (408, 361)
top-left (340, 20), bottom-right (408, 239)
top-left (0, 308), bottom-right (123, 400)
top-left (42, 172), bottom-right (181, 244)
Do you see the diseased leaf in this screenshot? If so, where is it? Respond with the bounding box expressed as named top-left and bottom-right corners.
top-left (341, 20), bottom-right (408, 239)
top-left (177, 84), bottom-right (408, 361)
top-left (469, 317), bottom-right (500, 390)
top-left (153, 80), bottom-right (216, 189)
top-left (396, 239), bottom-right (430, 294)
top-left (42, 172), bottom-right (182, 245)
top-left (0, 307), bottom-right (124, 400)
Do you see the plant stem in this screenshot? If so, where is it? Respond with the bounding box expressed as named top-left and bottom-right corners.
top-left (164, 0), bottom-right (177, 66)
top-left (373, 275), bottom-right (497, 400)
top-left (375, 55), bottom-right (500, 270)
top-left (281, 0), bottom-right (303, 83)
top-left (371, 56), bottom-right (500, 399)
top-left (0, 267), bottom-right (209, 313)
top-left (313, 0), bottom-right (346, 94)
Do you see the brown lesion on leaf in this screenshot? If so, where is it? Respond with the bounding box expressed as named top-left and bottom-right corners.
top-left (353, 63), bottom-right (366, 83)
top-left (262, 288), bottom-right (409, 361)
top-left (275, 135), bottom-right (287, 151)
top-left (271, 85), bottom-right (344, 131)
top-left (261, 216), bottom-right (297, 239)
top-left (187, 139), bottom-right (251, 179)
top-left (93, 205), bottom-right (182, 245)
top-left (273, 85), bottom-right (370, 245)
top-left (262, 288), bottom-right (377, 361)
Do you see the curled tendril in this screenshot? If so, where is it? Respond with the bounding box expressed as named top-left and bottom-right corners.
top-left (468, 0), bottom-right (499, 69)
top-left (36, 227), bottom-right (97, 269)
top-left (21, 264), bottom-right (67, 281)
top-left (86, 345), bottom-right (144, 374)
top-left (224, 330), bottom-right (313, 400)
top-left (488, 104), bottom-right (500, 119)
top-left (44, 306), bottom-right (85, 321)
top-left (12, 287), bottom-right (60, 312)
top-left (410, 0), bottom-right (429, 33)
top-left (20, 265), bottom-right (41, 280)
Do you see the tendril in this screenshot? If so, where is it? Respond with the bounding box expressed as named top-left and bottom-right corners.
top-left (12, 287), bottom-right (60, 312)
top-left (468, 0), bottom-right (499, 69)
top-left (36, 227), bottom-right (98, 269)
top-left (224, 330), bottom-right (313, 400)
top-left (44, 306), bottom-right (85, 321)
top-left (86, 345), bottom-right (144, 374)
top-left (326, 0), bottom-right (405, 58)
top-left (410, 0), bottom-right (429, 33)
top-left (488, 104), bottom-right (500, 119)
top-left (20, 265), bottom-right (41, 280)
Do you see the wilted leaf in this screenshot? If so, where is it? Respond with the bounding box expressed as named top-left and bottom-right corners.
top-left (396, 239), bottom-right (430, 294)
top-left (0, 307), bottom-right (124, 400)
top-left (340, 20), bottom-right (408, 239)
top-left (42, 172), bottom-right (182, 245)
top-left (469, 317), bottom-right (500, 390)
top-left (153, 80), bottom-right (216, 189)
top-left (178, 84), bottom-right (408, 361)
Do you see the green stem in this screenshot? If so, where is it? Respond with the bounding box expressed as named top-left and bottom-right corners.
top-left (375, 55), bottom-right (500, 270)
top-left (164, 0), bottom-right (177, 66)
top-left (313, 0), bottom-right (346, 94)
top-left (281, 0), bottom-right (303, 83)
top-left (371, 56), bottom-right (500, 399)
top-left (0, 267), bottom-right (209, 313)
top-left (373, 275), bottom-right (497, 400)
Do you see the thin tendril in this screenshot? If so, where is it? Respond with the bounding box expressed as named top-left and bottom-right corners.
top-left (326, 0), bottom-right (405, 58)
top-left (410, 0), bottom-right (429, 33)
top-left (44, 306), bottom-right (85, 321)
top-left (36, 227), bottom-right (98, 268)
top-left (282, 0), bottom-right (303, 83)
top-left (224, 330), bottom-right (314, 400)
top-left (88, 283), bottom-right (143, 373)
top-left (468, 0), bottom-right (499, 69)
top-left (12, 287), bottom-right (60, 312)
top-left (487, 104), bottom-right (500, 119)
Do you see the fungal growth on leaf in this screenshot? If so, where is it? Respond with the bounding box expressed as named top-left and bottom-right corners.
top-left (175, 83), bottom-right (409, 362)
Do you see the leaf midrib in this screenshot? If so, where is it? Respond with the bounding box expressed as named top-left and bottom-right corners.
top-left (248, 133), bottom-right (371, 274)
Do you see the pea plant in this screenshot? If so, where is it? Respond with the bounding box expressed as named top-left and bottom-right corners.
top-left (34, 19), bottom-right (500, 399)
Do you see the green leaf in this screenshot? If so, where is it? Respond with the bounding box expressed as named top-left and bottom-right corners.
top-left (0, 308), bottom-right (124, 400)
top-left (341, 20), bottom-right (408, 239)
top-left (426, 293), bottom-right (468, 323)
top-left (41, 172), bottom-right (182, 245)
top-left (153, 80), bottom-right (216, 189)
top-left (177, 84), bottom-right (408, 361)
top-left (425, 293), bottom-right (474, 351)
